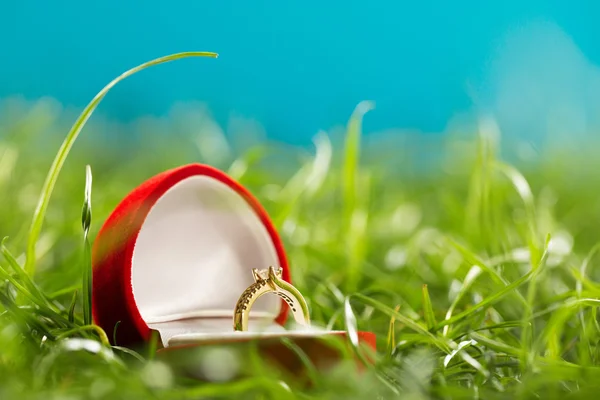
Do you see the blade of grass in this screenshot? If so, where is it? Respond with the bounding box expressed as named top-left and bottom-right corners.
top-left (576, 243), bottom-right (600, 297)
top-left (386, 305), bottom-right (401, 358)
top-left (574, 305), bottom-right (597, 366)
top-left (494, 161), bottom-right (540, 263)
top-left (343, 297), bottom-right (400, 394)
top-left (113, 321), bottom-right (121, 346)
top-left (342, 101), bottom-right (374, 218)
top-left (342, 101), bottom-right (374, 292)
top-left (443, 265), bottom-right (482, 337)
top-left (443, 339), bottom-right (490, 379)
top-left (520, 234), bottom-right (551, 369)
top-left (148, 329), bottom-right (160, 359)
top-left (463, 132), bottom-right (484, 238)
top-left (45, 284), bottom-right (81, 300)
top-left (112, 346), bottom-right (146, 363)
top-left (575, 242), bottom-right (600, 347)
top-left (452, 321), bottom-right (521, 341)
top-left (24, 51), bottom-right (218, 276)
top-left (422, 284), bottom-right (437, 331)
top-left (464, 117), bottom-right (499, 248)
top-left (55, 325), bottom-right (111, 347)
top-left (81, 165), bottom-right (92, 325)
top-left (469, 332), bottom-right (520, 357)
top-left (343, 297), bottom-right (361, 353)
top-left (68, 291), bottom-right (77, 324)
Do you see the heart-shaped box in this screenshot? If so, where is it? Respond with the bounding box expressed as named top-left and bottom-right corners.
top-left (91, 164), bottom-right (376, 373)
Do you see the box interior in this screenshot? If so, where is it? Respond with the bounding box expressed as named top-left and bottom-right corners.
top-left (130, 175), bottom-right (283, 346)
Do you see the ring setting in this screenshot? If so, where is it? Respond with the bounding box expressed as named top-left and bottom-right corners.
top-left (233, 266), bottom-right (310, 331)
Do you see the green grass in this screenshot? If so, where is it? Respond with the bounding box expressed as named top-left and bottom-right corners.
top-left (2, 55), bottom-right (600, 399)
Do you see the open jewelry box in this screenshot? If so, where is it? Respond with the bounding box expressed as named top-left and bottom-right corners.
top-left (91, 164), bottom-right (376, 371)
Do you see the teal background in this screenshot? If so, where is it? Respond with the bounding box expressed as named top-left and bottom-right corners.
top-left (1, 1), bottom-right (599, 143)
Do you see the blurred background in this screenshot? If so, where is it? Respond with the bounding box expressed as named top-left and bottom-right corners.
top-left (0, 0), bottom-right (598, 303)
top-left (2, 1), bottom-right (600, 150)
top-left (3, 3), bottom-right (600, 397)
top-left (3, 0), bottom-right (600, 274)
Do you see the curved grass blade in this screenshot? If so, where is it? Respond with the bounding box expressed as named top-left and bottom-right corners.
top-left (24, 51), bottom-right (218, 276)
top-left (112, 346), bottom-right (146, 363)
top-left (113, 321), bottom-right (121, 346)
top-left (343, 297), bottom-right (360, 349)
top-left (55, 325), bottom-right (111, 347)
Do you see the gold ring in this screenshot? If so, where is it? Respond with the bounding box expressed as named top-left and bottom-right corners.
top-left (233, 266), bottom-right (310, 331)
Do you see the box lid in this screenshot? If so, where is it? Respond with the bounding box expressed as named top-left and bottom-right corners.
top-left (91, 164), bottom-right (291, 347)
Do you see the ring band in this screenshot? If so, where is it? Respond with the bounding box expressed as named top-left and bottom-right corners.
top-left (233, 266), bottom-right (310, 331)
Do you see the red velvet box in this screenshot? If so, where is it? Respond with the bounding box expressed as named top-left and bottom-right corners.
top-left (91, 164), bottom-right (376, 378)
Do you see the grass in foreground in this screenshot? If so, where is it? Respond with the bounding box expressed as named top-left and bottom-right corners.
top-left (2, 55), bottom-right (600, 399)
